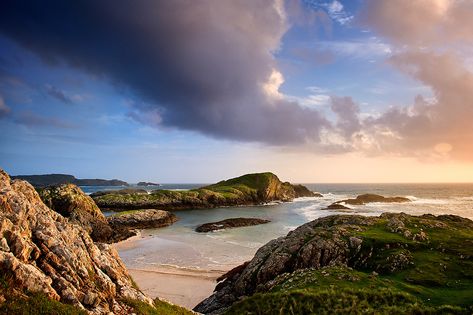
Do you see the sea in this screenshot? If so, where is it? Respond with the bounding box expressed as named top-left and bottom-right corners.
top-left (82, 183), bottom-right (473, 273)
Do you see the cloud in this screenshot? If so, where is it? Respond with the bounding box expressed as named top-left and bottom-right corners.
top-left (45, 84), bottom-right (74, 104)
top-left (356, 0), bottom-right (473, 160)
top-left (0, 0), bottom-right (332, 146)
top-left (14, 111), bottom-right (76, 129)
top-left (330, 96), bottom-right (361, 139)
top-left (0, 95), bottom-right (11, 118)
top-left (359, 0), bottom-right (473, 46)
top-left (305, 0), bottom-right (353, 25)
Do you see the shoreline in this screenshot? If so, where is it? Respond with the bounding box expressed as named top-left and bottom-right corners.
top-left (113, 232), bottom-right (228, 309)
top-left (125, 264), bottom-right (224, 309)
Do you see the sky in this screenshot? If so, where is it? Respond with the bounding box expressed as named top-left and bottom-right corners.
top-left (1, 0), bottom-right (473, 183)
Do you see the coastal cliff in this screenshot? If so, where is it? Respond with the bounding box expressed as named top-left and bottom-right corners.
top-left (92, 172), bottom-right (321, 211)
top-left (195, 213), bottom-right (473, 314)
top-left (0, 168), bottom-right (190, 314)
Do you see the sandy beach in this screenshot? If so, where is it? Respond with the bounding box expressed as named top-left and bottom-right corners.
top-left (113, 232), bottom-right (228, 309)
top-left (127, 267), bottom-right (222, 309)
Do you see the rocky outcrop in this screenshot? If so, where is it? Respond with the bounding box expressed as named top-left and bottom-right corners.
top-left (108, 209), bottom-right (178, 231)
top-left (194, 213), bottom-right (473, 314)
top-left (292, 184), bottom-right (322, 197)
top-left (330, 194), bottom-right (410, 207)
top-left (38, 184), bottom-right (113, 243)
top-left (0, 168), bottom-right (153, 313)
top-left (137, 182), bottom-right (160, 187)
top-left (323, 203), bottom-right (351, 210)
top-left (195, 218), bottom-right (270, 232)
top-left (92, 172), bottom-right (321, 211)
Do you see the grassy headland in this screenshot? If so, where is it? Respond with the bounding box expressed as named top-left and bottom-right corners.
top-left (92, 172), bottom-right (319, 211)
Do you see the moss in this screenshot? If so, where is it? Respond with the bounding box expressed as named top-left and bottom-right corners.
top-left (121, 297), bottom-right (192, 315)
top-left (0, 293), bottom-right (87, 315)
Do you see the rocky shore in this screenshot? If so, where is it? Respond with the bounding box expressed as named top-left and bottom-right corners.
top-left (195, 218), bottom-right (270, 233)
top-left (0, 168), bottom-right (192, 314)
top-left (108, 209), bottom-right (178, 231)
top-left (323, 193), bottom-right (411, 210)
top-left (91, 172), bottom-right (321, 211)
top-left (195, 213), bottom-right (473, 314)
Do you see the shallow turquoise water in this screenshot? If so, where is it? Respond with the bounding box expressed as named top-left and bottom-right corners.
top-left (108, 183), bottom-right (473, 272)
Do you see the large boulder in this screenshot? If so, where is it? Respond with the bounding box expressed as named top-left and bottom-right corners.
top-left (195, 217), bottom-right (270, 233)
top-left (38, 184), bottom-right (113, 242)
top-left (0, 168), bottom-right (152, 314)
top-left (107, 209), bottom-right (178, 230)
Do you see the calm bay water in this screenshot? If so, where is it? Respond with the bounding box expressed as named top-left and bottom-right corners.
top-left (84, 183), bottom-right (473, 273)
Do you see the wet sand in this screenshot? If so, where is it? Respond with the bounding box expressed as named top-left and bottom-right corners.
top-left (114, 233), bottom-right (227, 309)
top-left (127, 267), bottom-right (222, 309)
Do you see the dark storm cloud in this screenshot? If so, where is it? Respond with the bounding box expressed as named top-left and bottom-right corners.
top-left (0, 0), bottom-right (330, 145)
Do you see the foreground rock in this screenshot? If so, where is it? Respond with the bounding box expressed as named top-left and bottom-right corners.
top-left (0, 170), bottom-right (192, 314)
top-left (108, 209), bottom-right (178, 230)
top-left (92, 172), bottom-right (321, 211)
top-left (0, 168), bottom-right (155, 314)
top-left (195, 213), bottom-right (473, 314)
top-left (325, 193), bottom-right (411, 210)
top-left (195, 218), bottom-right (270, 233)
top-left (38, 184), bottom-right (113, 243)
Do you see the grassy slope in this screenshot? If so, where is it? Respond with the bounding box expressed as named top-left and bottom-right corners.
top-left (93, 172), bottom-right (285, 209)
top-left (226, 214), bottom-right (473, 314)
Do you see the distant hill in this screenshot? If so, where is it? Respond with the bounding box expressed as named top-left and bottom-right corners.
top-left (11, 174), bottom-right (129, 187)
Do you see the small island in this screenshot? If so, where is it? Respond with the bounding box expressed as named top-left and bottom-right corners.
top-left (195, 218), bottom-right (270, 232)
top-left (325, 193), bottom-right (411, 210)
top-left (137, 181), bottom-right (161, 187)
top-left (91, 172), bottom-right (321, 211)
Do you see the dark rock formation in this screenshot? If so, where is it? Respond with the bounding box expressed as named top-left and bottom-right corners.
top-left (195, 218), bottom-right (270, 233)
top-left (38, 184), bottom-right (113, 243)
top-left (336, 194), bottom-right (410, 205)
top-left (0, 168), bottom-right (153, 313)
top-left (325, 194), bottom-right (411, 210)
top-left (12, 174), bottom-right (128, 187)
top-left (137, 182), bottom-right (160, 186)
top-left (292, 184), bottom-right (322, 197)
top-left (323, 203), bottom-right (351, 210)
top-left (92, 172), bottom-right (321, 211)
top-left (108, 209), bottom-right (178, 231)
top-left (194, 213), bottom-right (473, 314)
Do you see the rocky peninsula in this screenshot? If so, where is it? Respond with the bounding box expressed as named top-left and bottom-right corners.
top-left (0, 168), bottom-right (191, 314)
top-left (195, 213), bottom-right (473, 314)
top-left (92, 172), bottom-right (321, 211)
top-left (195, 218), bottom-right (270, 233)
top-left (12, 173), bottom-right (128, 187)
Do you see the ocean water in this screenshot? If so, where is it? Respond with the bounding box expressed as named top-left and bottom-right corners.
top-left (86, 183), bottom-right (473, 273)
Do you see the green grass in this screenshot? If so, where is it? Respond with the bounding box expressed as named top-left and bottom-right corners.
top-left (0, 293), bottom-right (87, 315)
top-left (121, 297), bottom-right (193, 315)
top-left (223, 214), bottom-right (473, 314)
top-left (226, 267), bottom-right (469, 314)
